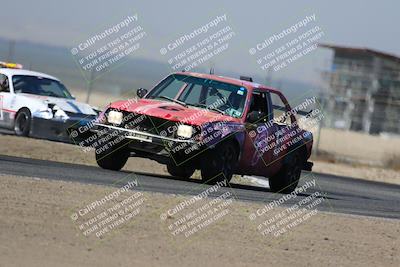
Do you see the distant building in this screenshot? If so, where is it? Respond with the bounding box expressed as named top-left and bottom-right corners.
top-left (320, 44), bottom-right (400, 134)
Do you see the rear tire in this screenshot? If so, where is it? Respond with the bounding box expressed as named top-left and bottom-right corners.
top-left (96, 144), bottom-right (129, 171)
top-left (167, 162), bottom-right (195, 179)
top-left (269, 150), bottom-right (303, 193)
top-left (14, 109), bottom-right (31, 136)
top-left (201, 141), bottom-right (238, 184)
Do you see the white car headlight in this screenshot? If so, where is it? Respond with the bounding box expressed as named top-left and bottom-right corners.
top-left (54, 109), bottom-right (69, 120)
top-left (107, 110), bottom-right (123, 125)
top-left (177, 125), bottom-right (193, 138)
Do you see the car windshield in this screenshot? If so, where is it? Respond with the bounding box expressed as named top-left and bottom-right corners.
top-left (12, 75), bottom-right (73, 99)
top-left (146, 74), bottom-right (247, 118)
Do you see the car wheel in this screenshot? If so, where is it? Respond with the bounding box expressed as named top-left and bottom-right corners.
top-left (201, 141), bottom-right (238, 184)
top-left (95, 144), bottom-right (129, 171)
top-left (14, 109), bottom-right (31, 137)
top-left (269, 150), bottom-right (303, 193)
top-left (167, 162), bottom-right (195, 179)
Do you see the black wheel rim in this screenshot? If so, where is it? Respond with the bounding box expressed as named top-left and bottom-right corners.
top-left (16, 113), bottom-right (28, 133)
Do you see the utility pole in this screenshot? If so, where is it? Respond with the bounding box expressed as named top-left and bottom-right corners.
top-left (314, 92), bottom-right (324, 155)
top-left (85, 68), bottom-right (95, 104)
top-left (276, 80), bottom-right (282, 90)
top-left (265, 69), bottom-right (272, 85)
top-left (7, 40), bottom-right (16, 61)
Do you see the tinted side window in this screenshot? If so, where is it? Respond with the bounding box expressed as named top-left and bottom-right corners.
top-left (0, 74), bottom-right (9, 92)
top-left (248, 92), bottom-right (268, 114)
top-left (270, 92), bottom-right (291, 125)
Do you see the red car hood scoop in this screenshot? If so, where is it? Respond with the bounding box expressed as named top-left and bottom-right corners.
top-left (158, 105), bottom-right (185, 111)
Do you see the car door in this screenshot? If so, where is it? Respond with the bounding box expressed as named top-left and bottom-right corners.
top-left (239, 90), bottom-right (278, 177)
top-left (269, 91), bottom-right (297, 162)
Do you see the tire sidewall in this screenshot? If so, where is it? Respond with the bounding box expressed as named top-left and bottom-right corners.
top-left (269, 150), bottom-right (302, 193)
top-left (201, 141), bottom-right (238, 184)
top-left (95, 142), bottom-right (129, 171)
top-left (166, 162), bottom-right (195, 179)
top-left (14, 109), bottom-right (31, 136)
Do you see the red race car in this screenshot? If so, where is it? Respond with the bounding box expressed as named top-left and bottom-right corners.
top-left (91, 72), bottom-right (313, 193)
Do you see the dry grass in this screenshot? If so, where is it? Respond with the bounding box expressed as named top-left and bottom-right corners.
top-left (313, 128), bottom-right (400, 166)
top-left (385, 154), bottom-right (400, 171)
top-left (311, 150), bottom-right (337, 163)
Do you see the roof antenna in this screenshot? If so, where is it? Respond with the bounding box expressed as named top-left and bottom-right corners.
top-left (209, 67), bottom-right (214, 75)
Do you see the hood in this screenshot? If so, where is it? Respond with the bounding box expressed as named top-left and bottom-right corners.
top-left (20, 94), bottom-right (97, 115)
top-left (109, 98), bottom-right (240, 126)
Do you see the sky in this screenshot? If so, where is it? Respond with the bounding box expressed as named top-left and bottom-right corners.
top-left (1, 0), bottom-right (399, 87)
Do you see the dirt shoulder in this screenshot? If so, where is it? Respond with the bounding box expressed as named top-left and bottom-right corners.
top-left (312, 161), bottom-right (400, 185)
top-left (1, 134), bottom-right (399, 185)
top-left (0, 174), bottom-right (398, 267)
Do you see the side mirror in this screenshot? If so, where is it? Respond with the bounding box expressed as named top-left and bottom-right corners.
top-left (136, 88), bottom-right (148, 98)
top-left (246, 111), bottom-right (266, 123)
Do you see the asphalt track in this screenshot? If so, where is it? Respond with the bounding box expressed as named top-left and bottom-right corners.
top-left (0, 154), bottom-right (399, 219)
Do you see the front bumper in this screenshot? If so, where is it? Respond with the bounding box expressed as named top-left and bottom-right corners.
top-left (30, 115), bottom-right (96, 143)
top-left (91, 123), bottom-right (200, 160)
top-left (91, 123), bottom-right (196, 146)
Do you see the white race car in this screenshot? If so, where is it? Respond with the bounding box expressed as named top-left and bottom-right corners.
top-left (0, 62), bottom-right (98, 143)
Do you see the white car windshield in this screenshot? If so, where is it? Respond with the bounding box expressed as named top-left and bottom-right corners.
top-left (12, 75), bottom-right (73, 99)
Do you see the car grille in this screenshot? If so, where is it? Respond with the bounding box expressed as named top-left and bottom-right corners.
top-left (104, 109), bottom-right (201, 140)
top-left (120, 111), bottom-right (180, 138)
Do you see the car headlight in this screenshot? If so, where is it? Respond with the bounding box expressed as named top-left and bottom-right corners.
top-left (107, 110), bottom-right (123, 125)
top-left (54, 109), bottom-right (69, 120)
top-left (47, 105), bottom-right (69, 120)
top-left (177, 125), bottom-right (193, 138)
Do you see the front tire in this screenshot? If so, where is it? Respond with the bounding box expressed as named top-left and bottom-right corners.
top-left (167, 162), bottom-right (195, 179)
top-left (269, 150), bottom-right (303, 193)
top-left (14, 109), bottom-right (31, 136)
top-left (96, 144), bottom-right (129, 171)
top-left (201, 141), bottom-right (238, 184)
